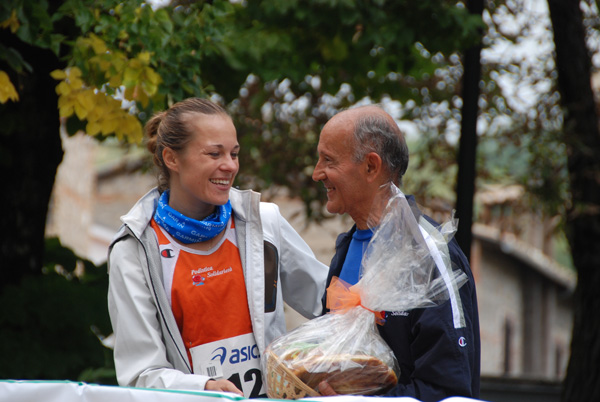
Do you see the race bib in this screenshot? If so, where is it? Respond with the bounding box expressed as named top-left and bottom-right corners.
top-left (191, 333), bottom-right (265, 398)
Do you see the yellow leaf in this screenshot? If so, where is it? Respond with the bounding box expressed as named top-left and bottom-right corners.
top-left (123, 86), bottom-right (134, 100)
top-left (86, 108), bottom-right (99, 122)
top-left (89, 34), bottom-right (107, 55)
top-left (107, 96), bottom-right (123, 109)
top-left (108, 74), bottom-right (123, 88)
top-left (94, 94), bottom-right (108, 109)
top-left (50, 69), bottom-right (67, 80)
top-left (57, 95), bottom-right (68, 108)
top-left (79, 89), bottom-right (96, 111)
top-left (137, 88), bottom-right (150, 108)
top-left (68, 67), bottom-right (82, 79)
top-left (88, 96), bottom-right (108, 121)
top-left (0, 10), bottom-right (20, 33)
top-left (102, 117), bottom-right (117, 135)
top-left (141, 81), bottom-right (156, 98)
top-left (58, 95), bottom-right (75, 110)
top-left (128, 59), bottom-right (142, 70)
top-left (90, 55), bottom-right (111, 72)
top-left (137, 52), bottom-right (151, 64)
top-left (59, 104), bottom-right (74, 118)
top-left (56, 81), bottom-right (71, 96)
top-left (128, 119), bottom-right (143, 143)
top-left (145, 67), bottom-right (162, 85)
top-left (67, 76), bottom-right (84, 89)
top-left (123, 67), bottom-right (140, 87)
top-left (0, 71), bottom-right (19, 103)
top-left (74, 101), bottom-right (88, 120)
top-left (82, 89), bottom-right (96, 111)
top-left (87, 121), bottom-right (102, 136)
top-left (111, 54), bottom-right (127, 71)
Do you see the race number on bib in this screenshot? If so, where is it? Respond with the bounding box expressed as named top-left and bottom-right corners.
top-left (191, 333), bottom-right (265, 398)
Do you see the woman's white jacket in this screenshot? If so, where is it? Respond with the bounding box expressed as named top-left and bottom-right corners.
top-left (107, 187), bottom-right (328, 391)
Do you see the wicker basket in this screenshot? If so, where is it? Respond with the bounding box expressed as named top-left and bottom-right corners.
top-left (265, 350), bottom-right (320, 399)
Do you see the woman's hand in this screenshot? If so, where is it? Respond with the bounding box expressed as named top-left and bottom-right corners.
top-left (205, 379), bottom-right (243, 396)
top-left (318, 381), bottom-right (338, 396)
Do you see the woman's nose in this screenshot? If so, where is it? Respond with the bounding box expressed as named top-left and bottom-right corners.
top-left (222, 156), bottom-right (239, 172)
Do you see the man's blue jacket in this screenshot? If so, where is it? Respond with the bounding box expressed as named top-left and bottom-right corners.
top-left (322, 196), bottom-right (481, 402)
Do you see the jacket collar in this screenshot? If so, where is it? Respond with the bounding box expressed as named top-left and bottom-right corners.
top-left (114, 187), bottom-right (160, 242)
top-left (112, 187), bottom-right (261, 245)
top-left (228, 187), bottom-right (261, 223)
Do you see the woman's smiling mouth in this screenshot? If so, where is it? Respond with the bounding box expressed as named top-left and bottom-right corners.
top-left (210, 178), bottom-right (230, 186)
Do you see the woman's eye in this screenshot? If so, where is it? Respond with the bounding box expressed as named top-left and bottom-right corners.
top-left (209, 152), bottom-right (220, 157)
top-left (231, 152), bottom-right (239, 159)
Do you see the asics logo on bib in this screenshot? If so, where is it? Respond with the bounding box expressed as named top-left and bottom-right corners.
top-left (211, 344), bottom-right (260, 365)
top-left (211, 347), bottom-right (227, 364)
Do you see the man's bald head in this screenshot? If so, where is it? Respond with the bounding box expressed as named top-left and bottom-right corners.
top-left (330, 105), bottom-right (398, 127)
top-left (330, 105), bottom-right (409, 186)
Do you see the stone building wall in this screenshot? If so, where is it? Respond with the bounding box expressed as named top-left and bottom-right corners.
top-left (472, 225), bottom-right (574, 381)
top-left (474, 238), bottom-right (524, 377)
top-left (46, 132), bottom-right (98, 261)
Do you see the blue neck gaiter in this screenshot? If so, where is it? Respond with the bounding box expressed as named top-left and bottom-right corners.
top-left (153, 190), bottom-right (232, 244)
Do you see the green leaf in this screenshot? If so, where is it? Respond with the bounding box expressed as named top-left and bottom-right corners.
top-left (49, 33), bottom-right (66, 56)
top-left (154, 9), bottom-right (173, 34)
top-left (0, 44), bottom-right (33, 73)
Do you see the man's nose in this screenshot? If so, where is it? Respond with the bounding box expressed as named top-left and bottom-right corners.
top-left (312, 161), bottom-right (324, 182)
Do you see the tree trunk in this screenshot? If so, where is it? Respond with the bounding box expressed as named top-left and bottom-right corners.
top-left (547, 0), bottom-right (600, 401)
top-left (0, 31), bottom-right (64, 291)
top-left (455, 0), bottom-right (484, 261)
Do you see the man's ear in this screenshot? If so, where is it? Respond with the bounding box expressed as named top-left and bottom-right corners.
top-left (364, 152), bottom-right (383, 182)
top-left (163, 147), bottom-right (179, 172)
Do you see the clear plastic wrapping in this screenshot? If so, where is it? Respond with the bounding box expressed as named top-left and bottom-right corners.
top-left (264, 185), bottom-right (468, 398)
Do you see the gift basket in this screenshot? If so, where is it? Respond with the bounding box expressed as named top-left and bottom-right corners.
top-left (264, 185), bottom-right (468, 399)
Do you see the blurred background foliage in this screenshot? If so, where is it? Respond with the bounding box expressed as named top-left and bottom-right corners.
top-left (0, 237), bottom-right (115, 383)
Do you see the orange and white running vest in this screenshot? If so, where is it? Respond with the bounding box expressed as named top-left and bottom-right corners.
top-left (151, 217), bottom-right (265, 397)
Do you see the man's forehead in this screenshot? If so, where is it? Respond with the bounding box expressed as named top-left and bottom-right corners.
top-left (318, 127), bottom-right (354, 157)
top-left (320, 119), bottom-right (351, 143)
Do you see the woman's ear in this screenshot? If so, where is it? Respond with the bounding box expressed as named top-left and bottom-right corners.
top-left (162, 147), bottom-right (179, 172)
top-left (365, 152), bottom-right (383, 182)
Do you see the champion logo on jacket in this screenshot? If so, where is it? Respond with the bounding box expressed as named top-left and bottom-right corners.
top-left (161, 248), bottom-right (175, 258)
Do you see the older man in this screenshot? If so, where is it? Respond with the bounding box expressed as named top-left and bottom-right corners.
top-left (312, 105), bottom-right (480, 402)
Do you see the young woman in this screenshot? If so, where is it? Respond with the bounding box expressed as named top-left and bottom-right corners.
top-left (107, 98), bottom-right (328, 397)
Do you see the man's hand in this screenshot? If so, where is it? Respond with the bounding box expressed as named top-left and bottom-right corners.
top-left (205, 379), bottom-right (243, 396)
top-left (318, 381), bottom-right (338, 396)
